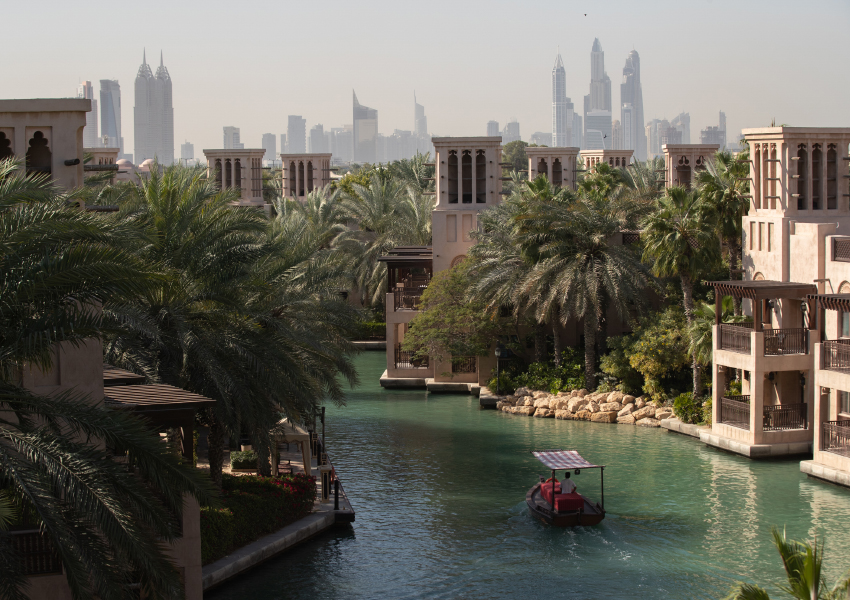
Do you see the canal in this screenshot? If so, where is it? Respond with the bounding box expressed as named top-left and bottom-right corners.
top-left (208, 352), bottom-right (850, 599)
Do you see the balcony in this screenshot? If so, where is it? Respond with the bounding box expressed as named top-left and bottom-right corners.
top-left (394, 346), bottom-right (429, 369)
top-left (719, 323), bottom-right (752, 354)
top-left (719, 395), bottom-right (807, 432)
top-left (393, 287), bottom-right (425, 311)
top-left (10, 529), bottom-right (62, 575)
top-left (763, 328), bottom-right (808, 356)
top-left (822, 420), bottom-right (850, 457)
top-left (720, 395), bottom-right (751, 429)
top-left (822, 339), bottom-right (850, 373)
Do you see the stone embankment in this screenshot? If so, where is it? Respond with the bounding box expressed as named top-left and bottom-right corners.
top-left (495, 387), bottom-right (673, 427)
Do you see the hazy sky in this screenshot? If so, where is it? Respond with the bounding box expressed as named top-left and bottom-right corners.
top-left (6, 0), bottom-right (849, 157)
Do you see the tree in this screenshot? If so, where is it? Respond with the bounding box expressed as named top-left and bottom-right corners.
top-left (642, 186), bottom-right (721, 398)
top-left (501, 140), bottom-right (529, 174)
top-left (688, 296), bottom-right (749, 367)
top-left (724, 527), bottom-right (850, 600)
top-left (388, 152), bottom-right (435, 194)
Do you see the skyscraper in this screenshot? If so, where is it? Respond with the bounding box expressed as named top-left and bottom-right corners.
top-left (700, 111), bottom-right (727, 149)
top-left (584, 39), bottom-right (612, 148)
top-left (503, 120), bottom-right (521, 144)
top-left (414, 94), bottom-right (427, 137)
top-left (353, 91), bottom-right (378, 163)
top-left (486, 121), bottom-right (499, 137)
top-left (77, 81), bottom-right (98, 148)
top-left (287, 116), bottom-right (306, 154)
top-left (309, 124), bottom-right (326, 153)
top-left (552, 52), bottom-right (570, 147)
top-left (612, 120), bottom-right (623, 150)
top-left (620, 50), bottom-right (646, 160)
top-left (99, 79), bottom-right (122, 154)
top-left (223, 126), bottom-right (243, 149)
top-left (671, 112), bottom-right (690, 144)
top-left (261, 133), bottom-right (276, 163)
top-left (134, 51), bottom-right (174, 164)
top-left (180, 141), bottom-right (194, 162)
top-left (280, 134), bottom-right (287, 154)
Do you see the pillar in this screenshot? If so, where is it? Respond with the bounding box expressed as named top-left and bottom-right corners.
top-left (751, 332), bottom-right (765, 443)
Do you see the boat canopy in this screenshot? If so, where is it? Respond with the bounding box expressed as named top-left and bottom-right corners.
top-left (532, 450), bottom-right (602, 470)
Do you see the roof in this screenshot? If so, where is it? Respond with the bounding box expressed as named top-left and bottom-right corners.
top-left (103, 365), bottom-right (146, 386)
top-left (270, 418), bottom-right (310, 442)
top-left (105, 384), bottom-right (215, 411)
top-left (709, 280), bottom-right (817, 300)
top-left (377, 245), bottom-right (433, 265)
top-left (807, 293), bottom-right (850, 312)
top-left (532, 450), bottom-right (602, 470)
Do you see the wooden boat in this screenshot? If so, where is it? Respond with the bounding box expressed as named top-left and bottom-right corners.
top-left (526, 449), bottom-right (606, 527)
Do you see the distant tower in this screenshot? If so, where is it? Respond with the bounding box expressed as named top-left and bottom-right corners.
top-left (134, 50), bottom-right (174, 165)
top-left (77, 81), bottom-right (98, 148)
top-left (261, 133), bottom-right (276, 164)
top-left (552, 52), bottom-right (569, 147)
top-left (486, 120), bottom-right (500, 137)
top-left (414, 93), bottom-right (427, 137)
top-left (620, 50), bottom-right (646, 160)
top-left (287, 116), bottom-right (306, 154)
top-left (353, 91), bottom-right (378, 163)
top-left (223, 126), bottom-right (242, 149)
top-left (100, 79), bottom-right (123, 156)
top-left (180, 141), bottom-right (194, 162)
top-left (585, 39), bottom-right (612, 149)
top-left (153, 52), bottom-right (174, 165)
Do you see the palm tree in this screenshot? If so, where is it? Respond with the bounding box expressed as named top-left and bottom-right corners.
top-left (389, 152), bottom-right (435, 194)
top-left (689, 296), bottom-right (749, 366)
top-left (724, 527), bottom-right (850, 600)
top-left (292, 185), bottom-right (347, 248)
top-left (0, 158), bottom-right (215, 599)
top-left (642, 186), bottom-right (721, 398)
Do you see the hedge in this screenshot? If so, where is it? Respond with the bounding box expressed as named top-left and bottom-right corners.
top-left (355, 321), bottom-right (385, 340)
top-left (200, 473), bottom-right (316, 565)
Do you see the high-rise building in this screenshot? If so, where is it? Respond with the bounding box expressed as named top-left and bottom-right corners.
top-left (414, 94), bottom-right (427, 137)
top-left (700, 111), bottom-right (727, 149)
top-left (330, 126), bottom-right (353, 163)
top-left (99, 79), bottom-right (122, 154)
top-left (552, 52), bottom-right (571, 147)
top-left (309, 124), bottom-right (326, 153)
top-left (585, 110), bottom-right (612, 150)
top-left (584, 38), bottom-right (612, 148)
top-left (77, 81), bottom-right (98, 148)
top-left (134, 51), bottom-right (174, 164)
top-left (503, 120), bottom-right (521, 144)
top-left (530, 132), bottom-right (552, 146)
top-left (486, 120), bottom-right (499, 137)
top-left (280, 134), bottom-right (287, 154)
top-left (352, 92), bottom-right (378, 163)
top-left (671, 112), bottom-right (690, 144)
top-left (223, 126), bottom-right (243, 149)
top-left (287, 115), bottom-right (307, 154)
top-left (612, 120), bottom-right (623, 150)
top-left (620, 50), bottom-right (646, 160)
top-left (180, 141), bottom-right (194, 162)
top-left (261, 133), bottom-right (276, 164)
top-left (572, 114), bottom-right (583, 148)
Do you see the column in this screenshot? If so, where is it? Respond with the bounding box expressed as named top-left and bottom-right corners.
top-left (751, 333), bottom-right (765, 443)
top-left (547, 156), bottom-right (553, 182)
top-left (807, 139), bottom-right (813, 209)
top-left (470, 148), bottom-right (476, 205)
top-left (295, 161), bottom-right (300, 198)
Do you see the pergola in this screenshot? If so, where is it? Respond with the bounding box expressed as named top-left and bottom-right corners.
top-left (270, 419), bottom-right (313, 477)
top-left (377, 246), bottom-right (433, 290)
top-left (709, 280), bottom-right (817, 330)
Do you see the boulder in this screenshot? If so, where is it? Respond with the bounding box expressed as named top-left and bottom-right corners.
top-left (515, 387), bottom-right (532, 397)
top-left (533, 398), bottom-right (551, 409)
top-left (575, 410), bottom-right (592, 421)
top-left (554, 410), bottom-right (572, 420)
top-left (607, 391), bottom-right (625, 404)
top-left (532, 390), bottom-right (548, 399)
top-left (622, 395), bottom-right (636, 405)
top-left (635, 398), bottom-right (646, 409)
top-left (534, 408), bottom-right (553, 418)
top-left (521, 398), bottom-right (535, 407)
top-left (567, 398), bottom-right (588, 413)
top-left (632, 405), bottom-right (657, 420)
top-left (551, 398), bottom-right (570, 411)
top-left (636, 417), bottom-right (660, 427)
top-left (617, 415), bottom-right (636, 425)
top-left (591, 411), bottom-right (618, 423)
top-left (587, 401), bottom-right (600, 413)
top-left (556, 391), bottom-right (570, 397)
top-left (655, 409), bottom-right (673, 420)
top-left (577, 389), bottom-right (588, 397)
top-left (600, 402), bottom-right (622, 412)
top-left (496, 401), bottom-right (508, 410)
top-left (517, 406), bottom-right (536, 416)
top-left (501, 406), bottom-right (513, 413)
top-left (617, 404), bottom-right (636, 417)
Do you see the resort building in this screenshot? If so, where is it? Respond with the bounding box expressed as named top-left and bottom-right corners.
top-left (580, 148), bottom-right (633, 170)
top-left (281, 153), bottom-right (333, 201)
top-left (84, 145), bottom-right (120, 184)
top-left (661, 143), bottom-right (719, 188)
top-left (706, 127), bottom-right (850, 480)
top-left (526, 146), bottom-right (580, 190)
top-left (203, 148), bottom-right (267, 210)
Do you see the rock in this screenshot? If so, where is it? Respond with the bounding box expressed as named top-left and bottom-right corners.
top-left (533, 398), bottom-right (550, 408)
top-left (501, 406), bottom-right (513, 413)
top-left (570, 390), bottom-right (579, 397)
top-left (632, 405), bottom-right (657, 420)
top-left (554, 409), bottom-right (572, 420)
top-left (567, 398), bottom-right (588, 412)
top-left (617, 404), bottom-right (636, 417)
top-left (607, 391), bottom-right (625, 403)
top-left (635, 398), bottom-right (646, 409)
top-left (534, 408), bottom-right (553, 418)
top-left (517, 406), bottom-right (536, 416)
top-left (636, 417), bottom-right (660, 427)
top-left (656, 409), bottom-right (673, 420)
top-left (515, 387), bottom-right (531, 397)
top-left (557, 391), bottom-right (570, 397)
top-left (617, 415), bottom-right (636, 425)
top-left (577, 389), bottom-right (588, 398)
top-left (591, 411), bottom-right (618, 423)
top-left (600, 402), bottom-right (622, 412)
top-left (519, 398), bottom-right (533, 407)
top-left (575, 410), bottom-right (592, 421)
top-left (587, 401), bottom-right (600, 413)
top-left (496, 401), bottom-right (508, 410)
top-left (532, 391), bottom-right (548, 399)
top-left (622, 395), bottom-right (636, 405)
top-left (550, 398), bottom-right (569, 411)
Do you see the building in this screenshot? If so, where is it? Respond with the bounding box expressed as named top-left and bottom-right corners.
top-left (261, 133), bottom-right (276, 165)
top-left (353, 92), bottom-right (378, 163)
top-left (671, 112), bottom-right (690, 145)
top-left (330, 126), bottom-right (353, 164)
top-left (583, 38), bottom-right (612, 149)
top-left (486, 120), bottom-right (499, 137)
top-left (552, 52), bottom-right (570, 148)
top-left (287, 115), bottom-right (306, 154)
top-left (134, 51), bottom-right (174, 165)
top-left (585, 110), bottom-right (612, 150)
top-left (280, 134), bottom-right (287, 154)
top-left (581, 148), bottom-right (633, 171)
top-left (414, 94), bottom-right (427, 137)
top-left (223, 126), bottom-right (243, 150)
top-left (203, 148), bottom-right (267, 210)
top-left (572, 114), bottom-right (583, 148)
top-left (527, 146), bottom-right (580, 190)
top-left (530, 132), bottom-right (552, 147)
top-left (181, 141), bottom-right (194, 163)
top-left (503, 120), bottom-right (521, 144)
top-left (661, 144), bottom-right (719, 188)
top-left (700, 111), bottom-right (727, 149)
top-left (99, 79), bottom-right (122, 155)
top-left (309, 124), bottom-right (326, 153)
top-left (620, 50), bottom-right (646, 160)
top-left (612, 120), bottom-right (623, 150)
top-left (646, 119), bottom-right (682, 157)
top-left (77, 81), bottom-right (98, 148)
top-left (281, 153), bottom-right (333, 200)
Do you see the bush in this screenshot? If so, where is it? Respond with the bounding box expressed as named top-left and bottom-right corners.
top-left (200, 473), bottom-right (316, 565)
top-left (599, 336), bottom-right (643, 394)
top-left (230, 450), bottom-right (258, 470)
top-left (488, 349), bottom-right (584, 394)
top-left (355, 321), bottom-right (385, 340)
top-left (702, 398), bottom-right (713, 426)
top-left (673, 392), bottom-right (702, 424)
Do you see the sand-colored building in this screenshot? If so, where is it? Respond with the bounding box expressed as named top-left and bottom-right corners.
top-left (661, 143), bottom-right (719, 187)
top-left (526, 146), bottom-right (580, 190)
top-left (203, 148), bottom-right (267, 210)
top-left (580, 148), bottom-right (633, 170)
top-left (281, 153), bottom-right (333, 201)
top-left (84, 146), bottom-right (120, 183)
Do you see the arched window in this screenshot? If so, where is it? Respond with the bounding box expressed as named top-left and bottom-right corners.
top-left (461, 150), bottom-right (472, 203)
top-left (307, 161), bottom-right (314, 193)
top-left (769, 147), bottom-right (777, 210)
top-left (608, 157), bottom-right (614, 166)
top-left (538, 158), bottom-right (548, 179)
top-left (214, 159), bottom-right (222, 189)
top-left (812, 144), bottom-right (822, 210)
top-left (0, 132), bottom-right (12, 160)
top-left (676, 156), bottom-right (691, 188)
top-left (450, 255), bottom-right (467, 268)
top-left (796, 145), bottom-right (807, 210)
top-left (448, 151), bottom-right (458, 204)
top-left (839, 281), bottom-right (850, 294)
top-left (753, 147), bottom-right (761, 209)
top-left (615, 157), bottom-right (620, 167)
top-left (827, 144), bottom-right (837, 209)
top-left (475, 150), bottom-right (486, 203)
top-left (234, 159), bottom-right (242, 189)
top-left (298, 161), bottom-right (305, 196)
top-left (552, 158), bottom-right (563, 186)
top-left (25, 131), bottom-right (51, 176)
top-left (224, 159), bottom-right (232, 188)
top-left (289, 161), bottom-right (296, 197)
top-left (754, 272), bottom-right (765, 281)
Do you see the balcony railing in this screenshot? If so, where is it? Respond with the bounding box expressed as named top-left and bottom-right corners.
top-left (393, 287), bottom-right (424, 311)
top-left (394, 346), bottom-right (429, 369)
top-left (10, 529), bottom-right (62, 575)
top-left (822, 339), bottom-right (850, 373)
top-left (720, 395), bottom-right (751, 430)
top-left (451, 356), bottom-right (477, 374)
top-left (720, 324), bottom-right (752, 354)
top-left (763, 403), bottom-right (807, 431)
top-left (822, 420), bottom-right (850, 457)
top-left (763, 328), bottom-right (808, 356)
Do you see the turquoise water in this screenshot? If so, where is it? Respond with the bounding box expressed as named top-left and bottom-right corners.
top-left (208, 352), bottom-right (850, 599)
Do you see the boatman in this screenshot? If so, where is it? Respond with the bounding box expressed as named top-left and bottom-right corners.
top-left (561, 472), bottom-right (576, 494)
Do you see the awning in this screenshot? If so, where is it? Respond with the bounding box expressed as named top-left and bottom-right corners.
top-left (532, 450), bottom-right (602, 470)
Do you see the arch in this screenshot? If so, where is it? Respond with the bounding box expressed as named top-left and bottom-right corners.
top-left (224, 159), bottom-right (232, 188)
top-left (812, 144), bottom-right (822, 210)
top-left (608, 157), bottom-right (614, 166)
top-left (298, 161), bottom-right (305, 196)
top-left (796, 145), bottom-right (807, 210)
top-left (0, 132), bottom-right (12, 161)
top-left (552, 158), bottom-right (563, 186)
top-left (450, 255), bottom-right (467, 268)
top-left (448, 151), bottom-right (458, 204)
top-left (676, 155), bottom-right (691, 188)
top-left (769, 146), bottom-right (777, 210)
top-left (289, 161), bottom-right (296, 196)
top-left (461, 150), bottom-right (472, 203)
top-left (827, 144), bottom-right (837, 209)
top-left (537, 158), bottom-right (548, 179)
top-left (25, 131), bottom-right (51, 176)
top-left (475, 150), bottom-right (486, 203)
top-left (839, 281), bottom-right (850, 294)
top-left (234, 159), bottom-right (242, 189)
top-left (307, 161), bottom-right (314, 193)
top-left (753, 146), bottom-right (761, 209)
top-left (753, 272), bottom-right (765, 281)
top-left (214, 159), bottom-right (222, 189)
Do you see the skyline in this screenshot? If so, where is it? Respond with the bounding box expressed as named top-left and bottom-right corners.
top-left (9, 0), bottom-right (848, 156)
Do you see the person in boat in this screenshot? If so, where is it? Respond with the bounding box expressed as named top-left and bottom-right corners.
top-left (561, 472), bottom-right (576, 494)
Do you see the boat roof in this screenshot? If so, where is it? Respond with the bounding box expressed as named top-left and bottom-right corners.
top-left (532, 449), bottom-right (602, 470)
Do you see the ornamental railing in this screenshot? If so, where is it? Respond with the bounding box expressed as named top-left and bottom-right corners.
top-left (10, 529), bottom-right (62, 575)
top-left (822, 339), bottom-right (850, 373)
top-left (394, 346), bottom-right (429, 369)
top-left (720, 395), bottom-right (751, 430)
top-left (763, 328), bottom-right (808, 356)
top-left (822, 420), bottom-right (850, 457)
top-left (763, 403), bottom-right (807, 431)
top-left (393, 287), bottom-right (425, 311)
top-left (719, 324), bottom-right (752, 354)
top-left (451, 356), bottom-right (477, 374)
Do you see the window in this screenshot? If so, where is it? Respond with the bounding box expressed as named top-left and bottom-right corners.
top-left (446, 214), bottom-right (457, 242)
top-left (812, 145), bottom-right (822, 210)
top-left (306, 161), bottom-right (314, 193)
top-left (289, 161), bottom-right (296, 196)
top-left (0, 132), bottom-right (12, 160)
top-left (796, 145), bottom-right (807, 210)
top-left (461, 150), bottom-right (472, 203)
top-left (769, 147), bottom-right (777, 210)
top-left (753, 147), bottom-right (761, 209)
top-left (842, 312), bottom-right (850, 338)
top-left (234, 159), bottom-right (242, 189)
top-left (827, 145), bottom-right (837, 209)
top-left (768, 222), bottom-right (774, 252)
top-left (25, 131), bottom-right (51, 176)
top-left (475, 150), bottom-right (486, 203)
top-left (552, 158), bottom-right (563, 186)
top-left (759, 222), bottom-right (764, 251)
top-left (448, 151), bottom-right (458, 203)
top-left (224, 159), bottom-right (232, 188)
top-left (839, 390), bottom-right (850, 416)
top-left (749, 222), bottom-right (755, 250)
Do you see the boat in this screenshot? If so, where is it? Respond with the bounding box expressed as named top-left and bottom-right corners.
top-left (526, 449), bottom-right (606, 527)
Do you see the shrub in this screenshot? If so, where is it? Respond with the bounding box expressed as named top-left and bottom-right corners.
top-left (673, 392), bottom-right (702, 424)
top-left (487, 371), bottom-right (518, 395)
top-left (488, 349), bottom-right (584, 394)
top-left (702, 398), bottom-right (713, 426)
top-left (599, 336), bottom-right (644, 394)
top-left (230, 450), bottom-right (258, 470)
top-left (355, 321), bottom-right (386, 340)
top-left (727, 379), bottom-right (742, 396)
top-left (200, 473), bottom-right (316, 565)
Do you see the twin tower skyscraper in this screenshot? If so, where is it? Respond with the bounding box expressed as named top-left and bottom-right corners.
top-left (134, 50), bottom-right (174, 165)
top-left (552, 39), bottom-right (646, 160)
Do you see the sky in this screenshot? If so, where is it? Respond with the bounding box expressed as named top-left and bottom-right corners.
top-left (5, 0), bottom-right (849, 158)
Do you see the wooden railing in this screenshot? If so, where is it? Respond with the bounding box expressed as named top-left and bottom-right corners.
top-left (394, 346), bottom-right (428, 369)
top-left (822, 339), bottom-right (850, 372)
top-left (10, 529), bottom-right (62, 575)
top-left (719, 324), bottom-right (752, 354)
top-left (720, 395), bottom-right (751, 430)
top-left (822, 420), bottom-right (850, 457)
top-left (451, 356), bottom-right (477, 374)
top-left (763, 328), bottom-right (808, 356)
top-left (393, 287), bottom-right (424, 311)
top-left (763, 403), bottom-right (807, 431)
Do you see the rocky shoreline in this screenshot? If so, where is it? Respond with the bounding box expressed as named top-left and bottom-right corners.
top-left (494, 387), bottom-right (672, 427)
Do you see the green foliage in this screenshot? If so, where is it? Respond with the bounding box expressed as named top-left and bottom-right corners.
top-left (727, 380), bottom-right (743, 395)
top-left (673, 392), bottom-right (702, 424)
top-left (702, 398), bottom-right (713, 426)
top-left (193, 429), bottom-right (200, 468)
top-left (230, 450), bottom-right (258, 470)
top-left (487, 349), bottom-right (584, 395)
top-left (355, 321), bottom-right (386, 340)
top-left (501, 140), bottom-right (529, 174)
top-left (599, 336), bottom-right (644, 394)
top-left (200, 473), bottom-right (316, 565)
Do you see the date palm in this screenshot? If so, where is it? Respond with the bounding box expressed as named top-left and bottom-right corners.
top-left (389, 152), bottom-right (435, 194)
